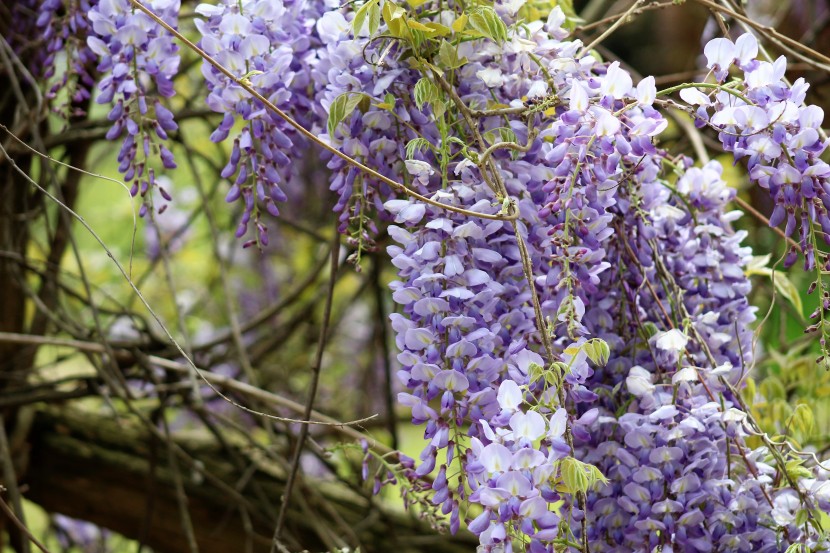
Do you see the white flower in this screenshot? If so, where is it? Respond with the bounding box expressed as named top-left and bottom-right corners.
top-left (509, 410), bottom-right (546, 441)
top-left (497, 380), bottom-right (523, 412)
top-left (476, 68), bottom-right (505, 88)
top-left (499, 0), bottom-right (526, 16)
top-left (315, 12), bottom-right (349, 44)
top-left (635, 76), bottom-right (656, 106)
top-left (569, 81), bottom-right (589, 112)
top-left (626, 365), bottom-right (655, 397)
top-left (548, 408), bottom-right (567, 439)
top-left (383, 200), bottom-right (426, 224)
top-left (679, 87), bottom-right (711, 106)
top-left (404, 159), bottom-right (434, 178)
top-left (734, 33), bottom-right (758, 66)
top-left (601, 62), bottom-right (632, 100)
top-left (771, 492), bottom-right (800, 525)
top-left (722, 408), bottom-right (747, 423)
top-left (655, 329), bottom-right (689, 353)
top-left (704, 37), bottom-right (736, 70)
top-left (672, 366), bottom-right (699, 384)
top-left (544, 6), bottom-right (569, 39)
top-left (590, 106), bottom-right (620, 137)
top-left (527, 80), bottom-right (548, 100)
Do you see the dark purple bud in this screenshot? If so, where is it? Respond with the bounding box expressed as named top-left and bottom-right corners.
top-left (107, 101), bottom-right (124, 121)
top-left (159, 146), bottom-right (176, 169)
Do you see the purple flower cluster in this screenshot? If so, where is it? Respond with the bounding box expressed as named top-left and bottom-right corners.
top-left (35, 0), bottom-right (99, 115)
top-left (195, 0), bottom-right (322, 246)
top-left (684, 33), bottom-right (830, 269)
top-left (365, 9), bottom-right (822, 551)
top-left (28, 0), bottom-right (830, 550)
top-left (86, 0), bottom-right (181, 215)
top-left (309, 10), bottom-right (419, 259)
top-left (568, 158), bottom-right (789, 551)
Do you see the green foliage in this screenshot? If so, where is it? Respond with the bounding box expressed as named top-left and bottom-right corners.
top-left (327, 92), bottom-right (371, 137)
top-left (436, 40), bottom-right (467, 70)
top-left (413, 77), bottom-right (445, 117)
top-left (558, 457), bottom-right (608, 494)
top-left (746, 254), bottom-right (804, 317)
top-left (564, 338), bottom-right (611, 367)
top-left (467, 7), bottom-right (509, 44)
top-left (352, 0), bottom-right (380, 36)
top-left (405, 137), bottom-right (431, 158)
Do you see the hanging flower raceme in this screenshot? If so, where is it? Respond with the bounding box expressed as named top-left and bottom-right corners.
top-left (86, 0), bottom-right (181, 215)
top-left (195, 0), bottom-right (323, 246)
top-left (683, 33), bottom-right (830, 270)
top-left (33, 0), bottom-right (99, 115)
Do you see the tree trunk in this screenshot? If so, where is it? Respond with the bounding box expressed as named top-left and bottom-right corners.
top-left (22, 408), bottom-right (477, 553)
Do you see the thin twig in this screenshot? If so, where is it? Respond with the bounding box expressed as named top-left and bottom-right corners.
top-left (0, 415), bottom-right (30, 553)
top-left (578, 0), bottom-right (645, 58)
top-left (272, 226), bottom-right (341, 547)
top-left (0, 134), bottom-right (378, 429)
top-left (0, 490), bottom-right (50, 553)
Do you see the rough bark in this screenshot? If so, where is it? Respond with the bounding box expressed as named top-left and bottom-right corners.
top-left (22, 408), bottom-right (478, 553)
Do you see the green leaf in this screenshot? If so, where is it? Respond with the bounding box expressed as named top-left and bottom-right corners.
top-left (382, 1), bottom-right (407, 37)
top-left (413, 78), bottom-right (438, 110)
top-left (528, 362), bottom-right (545, 385)
top-left (795, 509), bottom-right (810, 528)
top-left (327, 92), bottom-right (370, 137)
top-left (468, 7), bottom-right (508, 44)
top-left (424, 22), bottom-right (451, 36)
top-left (352, 0), bottom-right (380, 36)
top-left (584, 338), bottom-right (610, 366)
top-left (559, 457), bottom-right (607, 494)
top-left (437, 40), bottom-right (467, 70)
top-left (745, 253), bottom-right (772, 274)
top-left (744, 254), bottom-right (803, 316)
top-left (375, 92), bottom-right (396, 111)
top-left (413, 77), bottom-right (445, 117)
top-left (551, 360), bottom-right (570, 376)
top-left (405, 137), bottom-right (431, 158)
top-left (641, 322), bottom-right (660, 339)
top-left (785, 458), bottom-right (813, 481)
top-left (786, 403), bottom-right (815, 436)
top-left (760, 376), bottom-right (786, 401)
top-left (773, 271), bottom-right (804, 317)
top-left (368, 2), bottom-right (381, 35)
top-left (451, 13), bottom-right (468, 32)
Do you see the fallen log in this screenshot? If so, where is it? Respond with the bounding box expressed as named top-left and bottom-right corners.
top-left (22, 408), bottom-right (477, 553)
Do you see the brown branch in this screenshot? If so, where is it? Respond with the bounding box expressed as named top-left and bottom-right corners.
top-left (24, 408), bottom-right (477, 553)
top-left (273, 226), bottom-right (341, 546)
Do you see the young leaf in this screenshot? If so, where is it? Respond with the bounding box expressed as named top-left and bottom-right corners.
top-left (352, 0), bottom-right (380, 36)
top-left (414, 78), bottom-right (438, 110)
top-left (437, 40), bottom-right (467, 70)
top-left (424, 22), bottom-right (451, 36)
top-left (559, 457), bottom-right (607, 494)
top-left (468, 7), bottom-right (508, 44)
top-left (382, 1), bottom-right (407, 37)
top-left (405, 137), bottom-right (431, 158)
top-left (451, 13), bottom-right (468, 32)
top-left (413, 77), bottom-right (445, 116)
top-left (368, 1), bottom-right (381, 35)
top-left (786, 403), bottom-right (815, 436)
top-left (406, 19), bottom-right (435, 33)
top-left (328, 92), bottom-right (370, 137)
